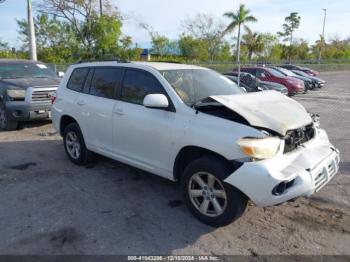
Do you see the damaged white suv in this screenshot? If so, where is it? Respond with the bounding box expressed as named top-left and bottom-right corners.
top-left (52, 62), bottom-right (340, 227)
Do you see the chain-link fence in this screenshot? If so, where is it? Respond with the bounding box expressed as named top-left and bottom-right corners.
top-left (47, 62), bottom-right (350, 74)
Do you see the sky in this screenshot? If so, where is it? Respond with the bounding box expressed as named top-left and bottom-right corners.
top-left (0, 0), bottom-right (349, 49)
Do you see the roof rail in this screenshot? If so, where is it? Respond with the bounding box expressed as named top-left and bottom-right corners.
top-left (75, 58), bottom-right (130, 64)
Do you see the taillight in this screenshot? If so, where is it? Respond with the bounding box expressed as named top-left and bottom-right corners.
top-left (50, 92), bottom-right (57, 104)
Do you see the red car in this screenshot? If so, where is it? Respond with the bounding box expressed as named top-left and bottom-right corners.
top-left (279, 65), bottom-right (319, 77)
top-left (238, 67), bottom-right (305, 95)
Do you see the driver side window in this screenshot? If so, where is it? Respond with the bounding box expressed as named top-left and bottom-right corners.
top-left (121, 69), bottom-right (166, 105)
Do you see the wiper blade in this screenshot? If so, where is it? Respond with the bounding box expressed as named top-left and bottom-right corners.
top-left (191, 97), bottom-right (221, 109)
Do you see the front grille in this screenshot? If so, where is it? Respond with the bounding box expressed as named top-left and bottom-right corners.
top-left (31, 90), bottom-right (52, 103)
top-left (284, 124), bottom-right (315, 153)
top-left (328, 162), bottom-right (336, 179)
top-left (315, 171), bottom-right (327, 191)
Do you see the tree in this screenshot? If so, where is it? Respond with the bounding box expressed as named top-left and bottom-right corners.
top-left (0, 40), bottom-right (9, 50)
top-left (140, 23), bottom-right (170, 56)
top-left (223, 4), bottom-right (257, 84)
top-left (259, 33), bottom-right (278, 59)
top-left (36, 0), bottom-right (122, 57)
top-left (278, 12), bottom-right (301, 45)
top-left (17, 14), bottom-right (80, 62)
top-left (241, 27), bottom-right (264, 63)
top-left (178, 34), bottom-right (209, 61)
top-left (182, 14), bottom-right (225, 61)
top-left (89, 15), bottom-right (122, 56)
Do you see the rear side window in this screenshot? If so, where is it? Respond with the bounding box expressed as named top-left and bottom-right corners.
top-left (67, 68), bottom-right (89, 92)
top-left (121, 69), bottom-right (165, 105)
top-left (90, 68), bottom-right (119, 99)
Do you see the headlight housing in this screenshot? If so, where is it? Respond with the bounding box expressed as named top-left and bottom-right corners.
top-left (6, 89), bottom-right (26, 100)
top-left (237, 137), bottom-right (282, 160)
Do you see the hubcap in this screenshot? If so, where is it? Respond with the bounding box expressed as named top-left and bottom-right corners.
top-left (0, 107), bottom-right (6, 129)
top-left (188, 172), bottom-right (227, 217)
top-left (65, 131), bottom-right (81, 160)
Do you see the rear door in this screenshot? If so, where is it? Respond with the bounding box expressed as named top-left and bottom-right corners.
top-left (76, 67), bottom-right (122, 153)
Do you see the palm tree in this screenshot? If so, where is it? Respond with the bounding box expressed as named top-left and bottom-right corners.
top-left (242, 27), bottom-right (264, 63)
top-left (223, 4), bottom-right (257, 85)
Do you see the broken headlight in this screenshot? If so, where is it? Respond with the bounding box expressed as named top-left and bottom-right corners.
top-left (237, 137), bottom-right (282, 160)
top-left (310, 113), bottom-right (321, 128)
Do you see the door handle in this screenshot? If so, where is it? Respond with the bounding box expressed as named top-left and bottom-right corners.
top-left (77, 100), bottom-right (85, 106)
top-left (113, 108), bottom-right (125, 116)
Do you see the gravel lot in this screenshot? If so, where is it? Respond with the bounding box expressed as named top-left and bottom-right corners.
top-left (0, 71), bottom-right (349, 255)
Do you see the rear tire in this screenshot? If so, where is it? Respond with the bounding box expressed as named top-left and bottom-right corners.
top-left (0, 101), bottom-right (18, 131)
top-left (63, 122), bottom-right (91, 165)
top-left (181, 156), bottom-right (248, 227)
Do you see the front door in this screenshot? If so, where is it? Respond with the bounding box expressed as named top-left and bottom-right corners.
top-left (112, 69), bottom-right (177, 176)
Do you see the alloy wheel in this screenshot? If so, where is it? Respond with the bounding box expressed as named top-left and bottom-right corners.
top-left (65, 131), bottom-right (81, 160)
top-left (188, 172), bottom-right (227, 217)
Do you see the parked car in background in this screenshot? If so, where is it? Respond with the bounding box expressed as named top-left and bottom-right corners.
top-left (224, 75), bottom-right (249, 92)
top-left (224, 72), bottom-right (288, 95)
top-left (292, 70), bottom-right (326, 88)
top-left (239, 67), bottom-right (305, 95)
top-left (279, 64), bottom-right (319, 77)
top-left (270, 66), bottom-right (315, 91)
top-left (52, 61), bottom-right (340, 227)
top-left (0, 59), bottom-right (60, 130)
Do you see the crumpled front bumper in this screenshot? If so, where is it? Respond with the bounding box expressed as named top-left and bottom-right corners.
top-left (225, 128), bottom-right (340, 207)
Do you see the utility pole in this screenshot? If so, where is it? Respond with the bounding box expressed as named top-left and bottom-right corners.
top-left (318, 9), bottom-right (327, 64)
top-left (27, 0), bottom-right (37, 60)
top-left (99, 0), bottom-right (103, 16)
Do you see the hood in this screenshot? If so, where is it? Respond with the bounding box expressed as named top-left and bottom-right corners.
top-left (211, 91), bottom-right (312, 136)
top-left (293, 75), bottom-right (311, 82)
top-left (0, 77), bottom-right (59, 89)
top-left (285, 76), bottom-right (303, 84)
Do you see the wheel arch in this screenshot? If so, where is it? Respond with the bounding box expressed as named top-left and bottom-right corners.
top-left (173, 146), bottom-right (242, 182)
top-left (60, 115), bottom-right (79, 136)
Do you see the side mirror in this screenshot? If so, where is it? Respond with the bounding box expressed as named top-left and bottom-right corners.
top-left (58, 71), bottom-right (64, 78)
top-left (143, 94), bottom-right (169, 109)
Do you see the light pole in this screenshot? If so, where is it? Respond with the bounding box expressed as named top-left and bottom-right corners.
top-left (318, 9), bottom-right (327, 64)
top-left (99, 0), bottom-right (103, 16)
top-left (27, 0), bottom-right (37, 60)
top-left (0, 0), bottom-right (37, 60)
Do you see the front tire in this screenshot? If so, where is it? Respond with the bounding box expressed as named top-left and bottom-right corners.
top-left (181, 157), bottom-right (248, 227)
top-left (63, 123), bottom-right (91, 165)
top-left (0, 101), bottom-right (18, 131)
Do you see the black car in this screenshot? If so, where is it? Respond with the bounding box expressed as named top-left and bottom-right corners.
top-left (224, 72), bottom-right (288, 95)
top-left (291, 70), bottom-right (326, 88)
top-left (0, 59), bottom-right (60, 130)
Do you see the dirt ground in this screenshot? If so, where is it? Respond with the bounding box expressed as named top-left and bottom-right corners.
top-left (0, 71), bottom-right (349, 255)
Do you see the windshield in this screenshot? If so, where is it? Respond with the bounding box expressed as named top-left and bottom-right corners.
top-left (276, 67), bottom-right (297, 77)
top-left (0, 63), bottom-right (56, 79)
top-left (160, 69), bottom-right (244, 105)
top-left (294, 70), bottom-right (308, 77)
top-left (267, 68), bottom-right (286, 77)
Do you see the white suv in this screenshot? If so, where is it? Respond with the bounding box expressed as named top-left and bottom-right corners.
top-left (52, 61), bottom-right (340, 227)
